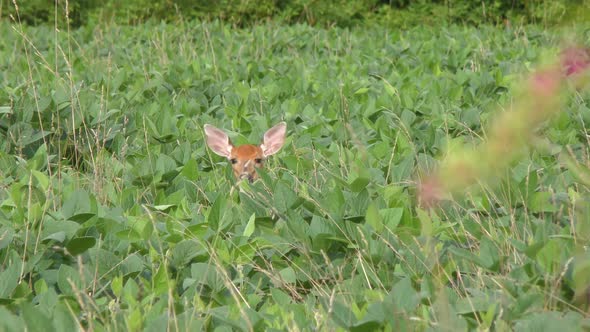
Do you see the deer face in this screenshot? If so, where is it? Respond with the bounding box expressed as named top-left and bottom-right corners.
top-left (204, 122), bottom-right (287, 182)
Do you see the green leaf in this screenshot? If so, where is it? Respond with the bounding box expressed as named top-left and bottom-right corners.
top-left (208, 195), bottom-right (226, 230)
top-left (52, 302), bottom-right (79, 332)
top-left (68, 213), bottom-right (96, 223)
top-left (449, 246), bottom-right (486, 268)
top-left (243, 213), bottom-right (256, 238)
top-left (191, 263), bottom-right (223, 291)
top-left (349, 177), bottom-right (369, 193)
top-left (325, 186), bottom-right (345, 219)
top-left (328, 299), bottom-right (356, 328)
top-left (62, 189), bottom-right (92, 219)
top-left (571, 253), bottom-right (590, 295)
top-left (388, 277), bottom-right (419, 312)
top-left (21, 302), bottom-right (54, 332)
top-left (31, 170), bottom-right (49, 191)
top-left (129, 216), bottom-right (153, 240)
top-left (479, 237), bottom-right (500, 271)
top-left (123, 279), bottom-right (140, 306)
top-left (41, 219), bottom-right (80, 243)
top-left (381, 78), bottom-right (398, 98)
top-left (128, 308), bottom-right (143, 332)
top-left (401, 109), bottom-right (416, 127)
top-left (65, 236), bottom-right (96, 256)
top-left (152, 265), bottom-right (169, 295)
top-left (112, 276), bottom-right (123, 298)
top-left (536, 239), bottom-right (563, 274)
top-left (170, 240), bottom-right (199, 268)
top-left (0, 228), bottom-right (15, 250)
top-left (21, 130), bottom-right (52, 148)
top-left (57, 264), bottom-right (85, 296)
top-left (391, 154), bottom-right (415, 183)
top-left (0, 106), bottom-right (12, 114)
top-left (149, 204), bottom-right (176, 212)
top-left (181, 159), bottom-right (199, 181)
top-left (116, 229), bottom-right (142, 242)
top-left (0, 259), bottom-right (20, 298)
top-left (514, 311), bottom-right (585, 332)
top-left (352, 301), bottom-right (386, 331)
top-left (279, 267), bottom-right (297, 284)
top-left (34, 279), bottom-right (48, 295)
top-left (271, 288), bottom-right (292, 306)
top-left (0, 306), bottom-right (24, 331)
top-left (121, 253), bottom-right (145, 276)
top-left (274, 181), bottom-right (298, 212)
top-left (416, 208), bottom-right (432, 237)
top-left (528, 191), bottom-right (558, 213)
top-left (354, 87), bottom-right (369, 95)
top-left (379, 208), bottom-right (403, 230)
top-left (365, 202), bottom-right (382, 232)
top-left (175, 312), bottom-right (205, 331)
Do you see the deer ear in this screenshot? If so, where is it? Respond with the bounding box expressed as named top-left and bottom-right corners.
top-left (260, 122), bottom-right (287, 157)
top-left (204, 124), bottom-right (233, 158)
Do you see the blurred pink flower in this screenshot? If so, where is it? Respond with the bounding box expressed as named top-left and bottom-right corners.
top-left (561, 46), bottom-right (590, 76)
top-left (418, 176), bottom-right (444, 207)
top-left (530, 68), bottom-right (561, 98)
top-left (418, 46), bottom-right (590, 209)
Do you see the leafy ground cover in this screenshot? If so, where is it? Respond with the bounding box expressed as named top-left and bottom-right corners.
top-left (1, 19), bottom-right (590, 330)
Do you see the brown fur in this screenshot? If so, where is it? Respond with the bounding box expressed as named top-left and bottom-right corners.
top-left (230, 145), bottom-right (264, 181)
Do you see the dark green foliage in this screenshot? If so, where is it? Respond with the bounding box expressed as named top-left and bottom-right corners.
top-left (1, 0), bottom-right (585, 27)
top-left (1, 0), bottom-right (84, 26)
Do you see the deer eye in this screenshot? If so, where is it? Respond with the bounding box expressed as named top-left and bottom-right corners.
top-left (230, 158), bottom-right (237, 164)
top-left (254, 158), bottom-right (263, 164)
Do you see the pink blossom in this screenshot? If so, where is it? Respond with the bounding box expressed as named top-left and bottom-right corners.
top-left (418, 176), bottom-right (444, 207)
top-left (530, 68), bottom-right (561, 97)
top-left (561, 46), bottom-right (590, 76)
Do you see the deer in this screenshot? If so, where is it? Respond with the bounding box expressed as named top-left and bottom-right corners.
top-left (203, 122), bottom-right (287, 183)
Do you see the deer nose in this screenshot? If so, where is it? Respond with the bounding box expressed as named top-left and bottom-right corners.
top-left (239, 173), bottom-right (254, 183)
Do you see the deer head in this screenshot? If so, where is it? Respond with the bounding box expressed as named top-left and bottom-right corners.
top-left (204, 122), bottom-right (287, 182)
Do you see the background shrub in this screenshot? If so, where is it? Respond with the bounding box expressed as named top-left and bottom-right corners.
top-left (2, 0), bottom-right (587, 28)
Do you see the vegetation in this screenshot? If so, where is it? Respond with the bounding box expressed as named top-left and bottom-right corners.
top-left (2, 2), bottom-right (590, 331)
top-left (2, 0), bottom-right (588, 27)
